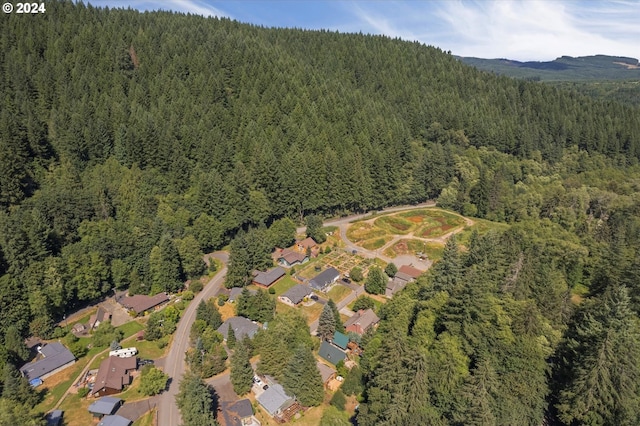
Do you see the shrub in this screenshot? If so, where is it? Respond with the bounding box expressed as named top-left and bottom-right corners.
top-left (268, 287), bottom-right (276, 294)
top-left (330, 389), bottom-right (347, 411)
top-left (190, 281), bottom-right (203, 293)
top-left (77, 387), bottom-right (90, 398)
top-left (181, 290), bottom-right (194, 301)
top-left (350, 267), bottom-right (363, 282)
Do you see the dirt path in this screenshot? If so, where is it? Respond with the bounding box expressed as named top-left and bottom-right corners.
top-left (338, 206), bottom-right (474, 268)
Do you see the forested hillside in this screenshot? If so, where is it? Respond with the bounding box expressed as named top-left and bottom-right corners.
top-left (2, 2), bottom-right (640, 424)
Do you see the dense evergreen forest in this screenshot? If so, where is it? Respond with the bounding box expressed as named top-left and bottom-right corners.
top-left (2, 1), bottom-right (640, 424)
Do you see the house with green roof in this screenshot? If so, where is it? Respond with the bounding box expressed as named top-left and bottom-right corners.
top-left (332, 331), bottom-right (349, 350)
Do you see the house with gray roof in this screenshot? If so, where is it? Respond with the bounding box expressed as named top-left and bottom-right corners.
top-left (309, 267), bottom-right (340, 292)
top-left (318, 340), bottom-right (347, 365)
top-left (316, 362), bottom-right (336, 387)
top-left (88, 397), bottom-right (123, 418)
top-left (228, 287), bottom-right (257, 303)
top-left (256, 383), bottom-right (295, 417)
top-left (217, 316), bottom-right (260, 340)
top-left (20, 343), bottom-right (76, 381)
top-left (98, 415), bottom-right (131, 426)
top-left (219, 399), bottom-right (261, 426)
top-left (252, 267), bottom-right (285, 288)
top-left (45, 410), bottom-right (63, 426)
top-left (278, 284), bottom-right (313, 306)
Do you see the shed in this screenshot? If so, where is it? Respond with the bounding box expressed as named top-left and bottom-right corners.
top-left (316, 362), bottom-right (336, 386)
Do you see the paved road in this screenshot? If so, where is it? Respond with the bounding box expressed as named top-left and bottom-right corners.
top-left (309, 282), bottom-right (365, 334)
top-left (158, 252), bottom-right (229, 426)
top-left (296, 201), bottom-right (436, 235)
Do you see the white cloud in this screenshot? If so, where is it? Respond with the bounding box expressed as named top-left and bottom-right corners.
top-left (89, 0), bottom-right (229, 18)
top-left (345, 0), bottom-right (640, 61)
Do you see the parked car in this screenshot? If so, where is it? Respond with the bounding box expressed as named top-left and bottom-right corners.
top-left (263, 384), bottom-right (269, 390)
top-left (138, 359), bottom-right (154, 366)
top-left (253, 376), bottom-right (264, 387)
top-left (342, 278), bottom-right (351, 284)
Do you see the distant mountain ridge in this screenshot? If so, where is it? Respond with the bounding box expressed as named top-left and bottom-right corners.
top-left (457, 54), bottom-right (640, 81)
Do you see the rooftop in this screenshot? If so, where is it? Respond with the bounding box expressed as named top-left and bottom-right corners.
top-left (253, 267), bottom-right (286, 287)
top-left (332, 331), bottom-right (349, 350)
top-left (91, 356), bottom-right (137, 395)
top-left (309, 267), bottom-right (340, 291)
top-left (119, 292), bottom-right (169, 315)
top-left (97, 415), bottom-right (132, 426)
top-left (256, 383), bottom-right (293, 417)
top-left (20, 343), bottom-right (75, 381)
top-left (297, 237), bottom-right (317, 249)
top-left (398, 264), bottom-right (423, 279)
top-left (279, 284), bottom-right (313, 305)
top-left (316, 362), bottom-right (336, 383)
top-left (318, 341), bottom-right (347, 365)
top-left (344, 309), bottom-right (380, 334)
top-left (220, 399), bottom-right (255, 426)
top-left (88, 397), bottom-right (122, 416)
top-left (217, 316), bottom-right (260, 340)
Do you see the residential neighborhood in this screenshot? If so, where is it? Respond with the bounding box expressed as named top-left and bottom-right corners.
top-left (23, 209), bottom-right (432, 426)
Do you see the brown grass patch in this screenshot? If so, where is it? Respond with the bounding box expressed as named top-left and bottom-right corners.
top-left (218, 302), bottom-right (236, 321)
top-left (406, 216), bottom-right (423, 223)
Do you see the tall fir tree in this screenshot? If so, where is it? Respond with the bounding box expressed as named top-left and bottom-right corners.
top-left (283, 345), bottom-right (324, 407)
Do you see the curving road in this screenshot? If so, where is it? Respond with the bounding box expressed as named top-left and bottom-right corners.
top-left (158, 252), bottom-right (228, 426)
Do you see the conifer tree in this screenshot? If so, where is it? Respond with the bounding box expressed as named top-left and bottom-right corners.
top-left (556, 285), bottom-right (640, 425)
top-left (230, 340), bottom-right (253, 396)
top-left (317, 302), bottom-right (336, 340)
top-left (327, 299), bottom-right (344, 333)
top-left (283, 345), bottom-right (324, 407)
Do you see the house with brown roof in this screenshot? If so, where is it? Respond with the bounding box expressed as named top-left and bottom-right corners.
top-left (344, 309), bottom-right (380, 335)
top-left (90, 356), bottom-right (137, 397)
top-left (386, 264), bottom-right (424, 298)
top-left (119, 292), bottom-right (169, 316)
top-left (275, 248), bottom-right (309, 268)
top-left (398, 264), bottom-right (423, 279)
top-left (296, 237), bottom-right (317, 253)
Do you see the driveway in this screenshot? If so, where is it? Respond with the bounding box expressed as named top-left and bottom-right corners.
top-left (117, 396), bottom-right (158, 422)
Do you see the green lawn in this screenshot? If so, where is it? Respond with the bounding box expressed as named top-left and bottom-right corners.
top-left (374, 215), bottom-right (415, 235)
top-left (134, 338), bottom-right (169, 360)
top-left (117, 320), bottom-right (145, 337)
top-left (271, 274), bottom-right (299, 296)
top-left (326, 284), bottom-right (352, 303)
top-left (57, 393), bottom-right (93, 426)
top-left (133, 409), bottom-right (156, 426)
top-left (361, 237), bottom-right (391, 250)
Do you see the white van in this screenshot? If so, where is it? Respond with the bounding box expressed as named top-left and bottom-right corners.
top-left (109, 347), bottom-right (138, 358)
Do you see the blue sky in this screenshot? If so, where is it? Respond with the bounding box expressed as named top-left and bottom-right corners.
top-left (87, 1), bottom-right (639, 61)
